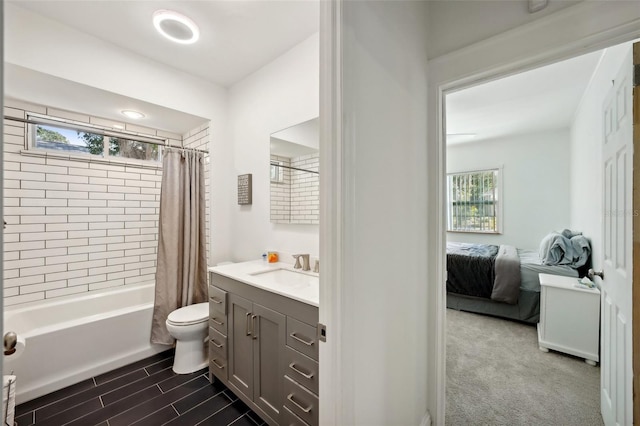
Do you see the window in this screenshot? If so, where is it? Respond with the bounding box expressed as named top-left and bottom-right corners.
top-left (30, 119), bottom-right (162, 163)
top-left (270, 161), bottom-right (284, 183)
top-left (447, 169), bottom-right (501, 233)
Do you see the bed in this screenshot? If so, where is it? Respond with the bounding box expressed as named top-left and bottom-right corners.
top-left (446, 232), bottom-right (591, 324)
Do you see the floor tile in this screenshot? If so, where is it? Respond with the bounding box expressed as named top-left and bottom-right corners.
top-left (16, 351), bottom-right (264, 426)
top-left (34, 397), bottom-right (102, 426)
top-left (157, 367), bottom-right (207, 393)
top-left (164, 392), bottom-right (234, 425)
top-left (230, 413), bottom-right (261, 426)
top-left (108, 375), bottom-right (209, 426)
top-left (35, 369), bottom-right (148, 421)
top-left (94, 349), bottom-right (173, 386)
top-left (65, 383), bottom-right (162, 426)
top-left (144, 356), bottom-right (174, 375)
top-left (173, 379), bottom-right (226, 414)
top-left (199, 400), bottom-right (250, 426)
top-left (131, 405), bottom-right (179, 425)
top-left (15, 378), bottom-right (95, 417)
top-left (100, 367), bottom-right (174, 406)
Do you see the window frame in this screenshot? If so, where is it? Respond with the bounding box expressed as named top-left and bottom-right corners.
top-left (26, 114), bottom-right (166, 164)
top-left (446, 167), bottom-right (503, 234)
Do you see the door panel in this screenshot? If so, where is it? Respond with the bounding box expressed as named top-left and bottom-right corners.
top-left (228, 293), bottom-right (254, 400)
top-left (253, 303), bottom-right (286, 423)
top-left (600, 43), bottom-right (634, 426)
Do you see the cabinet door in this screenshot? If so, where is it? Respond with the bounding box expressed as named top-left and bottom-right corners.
top-left (253, 303), bottom-right (286, 423)
top-left (228, 293), bottom-right (254, 400)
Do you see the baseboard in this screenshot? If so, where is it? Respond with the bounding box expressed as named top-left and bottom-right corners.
top-left (420, 410), bottom-right (432, 426)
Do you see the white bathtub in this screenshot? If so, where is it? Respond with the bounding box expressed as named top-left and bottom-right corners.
top-left (3, 283), bottom-right (167, 404)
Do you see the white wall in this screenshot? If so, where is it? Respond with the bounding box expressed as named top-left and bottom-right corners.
top-left (228, 33), bottom-right (319, 262)
top-left (569, 42), bottom-right (632, 271)
top-left (447, 129), bottom-right (571, 250)
top-left (326, 1), bottom-right (429, 424)
top-left (4, 3), bottom-right (233, 266)
top-left (427, 0), bottom-right (579, 59)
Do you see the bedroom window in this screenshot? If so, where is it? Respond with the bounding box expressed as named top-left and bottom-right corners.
top-left (447, 169), bottom-right (501, 233)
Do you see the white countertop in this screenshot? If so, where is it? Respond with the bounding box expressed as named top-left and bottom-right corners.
top-left (208, 260), bottom-right (319, 307)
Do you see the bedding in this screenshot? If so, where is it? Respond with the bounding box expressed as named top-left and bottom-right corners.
top-left (446, 242), bottom-right (582, 323)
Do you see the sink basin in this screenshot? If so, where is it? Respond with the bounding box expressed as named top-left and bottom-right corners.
top-left (249, 268), bottom-right (318, 289)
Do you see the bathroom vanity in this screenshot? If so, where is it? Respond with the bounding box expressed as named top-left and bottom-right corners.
top-left (207, 261), bottom-right (319, 426)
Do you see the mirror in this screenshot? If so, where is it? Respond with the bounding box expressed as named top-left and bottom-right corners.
top-left (270, 117), bottom-right (319, 225)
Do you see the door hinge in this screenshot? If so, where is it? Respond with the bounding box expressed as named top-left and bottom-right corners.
top-left (317, 323), bottom-right (327, 342)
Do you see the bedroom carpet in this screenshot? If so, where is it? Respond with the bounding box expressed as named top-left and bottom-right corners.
top-left (446, 309), bottom-right (602, 426)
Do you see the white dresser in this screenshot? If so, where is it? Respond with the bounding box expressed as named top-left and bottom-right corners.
top-left (537, 273), bottom-right (600, 365)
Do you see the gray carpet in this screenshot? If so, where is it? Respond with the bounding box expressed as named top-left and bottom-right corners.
top-left (446, 309), bottom-right (603, 426)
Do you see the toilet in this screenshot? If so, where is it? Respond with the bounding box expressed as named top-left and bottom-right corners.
top-left (165, 302), bottom-right (209, 374)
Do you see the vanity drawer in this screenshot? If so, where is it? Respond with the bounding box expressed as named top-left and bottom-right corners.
top-left (284, 375), bottom-right (318, 426)
top-left (209, 328), bottom-right (227, 359)
top-left (209, 356), bottom-right (228, 381)
top-left (209, 285), bottom-right (227, 315)
top-left (209, 315), bottom-right (227, 336)
top-left (282, 405), bottom-right (311, 426)
top-left (287, 317), bottom-right (318, 361)
top-left (285, 346), bottom-right (318, 394)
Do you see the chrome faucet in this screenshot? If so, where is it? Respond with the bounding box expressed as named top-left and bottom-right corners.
top-left (293, 254), bottom-right (311, 271)
top-left (301, 254), bottom-right (310, 271)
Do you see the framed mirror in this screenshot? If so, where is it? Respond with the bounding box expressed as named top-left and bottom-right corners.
top-left (270, 117), bottom-right (319, 225)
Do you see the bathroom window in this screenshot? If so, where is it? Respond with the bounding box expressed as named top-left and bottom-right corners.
top-left (271, 161), bottom-right (284, 183)
top-left (29, 118), bottom-right (163, 163)
top-left (447, 168), bottom-right (501, 233)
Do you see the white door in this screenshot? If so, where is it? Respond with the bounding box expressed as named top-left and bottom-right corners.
top-left (600, 43), bottom-right (635, 426)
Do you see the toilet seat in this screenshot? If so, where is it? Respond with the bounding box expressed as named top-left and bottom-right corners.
top-left (166, 302), bottom-right (208, 326)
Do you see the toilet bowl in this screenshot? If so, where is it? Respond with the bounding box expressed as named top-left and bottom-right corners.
top-left (165, 302), bottom-right (209, 374)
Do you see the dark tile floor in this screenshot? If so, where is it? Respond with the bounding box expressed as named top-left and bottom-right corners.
top-left (15, 350), bottom-right (265, 426)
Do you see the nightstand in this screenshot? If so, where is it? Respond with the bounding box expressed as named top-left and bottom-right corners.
top-left (537, 273), bottom-right (600, 365)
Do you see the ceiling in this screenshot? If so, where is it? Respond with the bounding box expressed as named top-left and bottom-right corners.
top-left (10, 0), bottom-right (320, 88)
top-left (6, 0), bottom-right (319, 134)
top-left (446, 49), bottom-right (603, 144)
top-left (5, 64), bottom-right (208, 135)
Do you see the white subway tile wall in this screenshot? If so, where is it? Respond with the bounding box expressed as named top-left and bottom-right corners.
top-left (270, 155), bottom-right (292, 222)
top-left (181, 123), bottom-right (211, 262)
top-left (290, 154), bottom-right (319, 224)
top-left (270, 154), bottom-right (318, 225)
top-left (3, 99), bottom-right (210, 306)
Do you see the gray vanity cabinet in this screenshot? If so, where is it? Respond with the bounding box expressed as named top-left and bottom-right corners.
top-left (210, 272), bottom-right (318, 426)
top-left (228, 294), bottom-right (285, 424)
top-left (228, 294), bottom-right (254, 399)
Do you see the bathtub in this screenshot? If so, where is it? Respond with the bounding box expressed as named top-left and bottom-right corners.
top-left (3, 283), bottom-right (167, 404)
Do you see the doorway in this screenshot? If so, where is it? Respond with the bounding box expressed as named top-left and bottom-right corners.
top-left (443, 49), bottom-right (605, 424)
top-left (439, 39), bottom-right (638, 425)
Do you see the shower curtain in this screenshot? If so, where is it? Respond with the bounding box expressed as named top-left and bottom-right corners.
top-left (151, 149), bottom-right (208, 345)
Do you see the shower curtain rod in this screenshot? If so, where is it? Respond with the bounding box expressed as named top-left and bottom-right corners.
top-left (4, 115), bottom-right (209, 155)
top-left (270, 161), bottom-right (319, 175)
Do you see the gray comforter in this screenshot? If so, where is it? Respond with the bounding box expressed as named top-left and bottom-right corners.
top-left (446, 243), bottom-right (522, 304)
top-left (492, 245), bottom-right (521, 304)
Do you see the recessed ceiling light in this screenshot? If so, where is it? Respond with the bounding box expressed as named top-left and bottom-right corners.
top-left (153, 10), bottom-right (200, 45)
top-left (113, 124), bottom-right (124, 129)
top-left (121, 110), bottom-right (145, 119)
